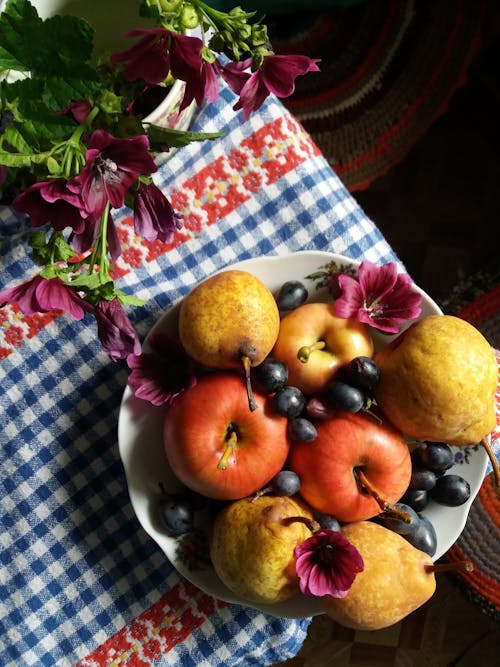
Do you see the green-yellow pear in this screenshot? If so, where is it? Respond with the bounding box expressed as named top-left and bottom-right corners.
top-left (374, 315), bottom-right (497, 447)
top-left (321, 521), bottom-right (436, 630)
top-left (178, 270), bottom-right (280, 410)
top-left (209, 495), bottom-right (314, 604)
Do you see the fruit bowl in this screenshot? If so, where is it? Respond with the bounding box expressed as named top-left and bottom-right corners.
top-left (118, 251), bottom-right (488, 618)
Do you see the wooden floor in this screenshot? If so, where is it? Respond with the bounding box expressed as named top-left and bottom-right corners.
top-left (273, 16), bottom-right (500, 667)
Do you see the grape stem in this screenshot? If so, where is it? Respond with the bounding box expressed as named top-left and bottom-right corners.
top-left (217, 429), bottom-right (237, 470)
top-left (480, 436), bottom-right (500, 487)
top-left (355, 468), bottom-right (412, 523)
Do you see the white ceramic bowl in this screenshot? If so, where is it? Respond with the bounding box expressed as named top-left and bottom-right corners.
top-left (118, 251), bottom-right (488, 618)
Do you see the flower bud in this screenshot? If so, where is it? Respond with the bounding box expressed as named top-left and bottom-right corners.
top-left (180, 4), bottom-right (199, 29)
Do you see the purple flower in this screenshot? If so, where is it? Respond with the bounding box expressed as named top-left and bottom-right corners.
top-left (127, 332), bottom-right (197, 406)
top-left (169, 32), bottom-right (219, 110)
top-left (58, 99), bottom-right (92, 123)
top-left (69, 130), bottom-right (157, 220)
top-left (0, 165), bottom-right (7, 187)
top-left (94, 298), bottom-right (141, 361)
top-left (13, 178), bottom-right (88, 233)
top-left (334, 261), bottom-right (423, 334)
top-left (133, 182), bottom-right (183, 243)
top-left (69, 209), bottom-right (122, 260)
top-left (0, 275), bottom-right (90, 320)
top-left (294, 529), bottom-right (364, 598)
top-left (219, 54), bottom-right (320, 121)
top-left (110, 28), bottom-right (171, 84)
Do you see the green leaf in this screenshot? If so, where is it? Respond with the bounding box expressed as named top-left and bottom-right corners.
top-left (69, 271), bottom-right (106, 291)
top-left (116, 288), bottom-right (147, 307)
top-left (0, 1), bottom-right (95, 75)
top-left (146, 124), bottom-right (226, 148)
top-left (0, 0), bottom-right (42, 72)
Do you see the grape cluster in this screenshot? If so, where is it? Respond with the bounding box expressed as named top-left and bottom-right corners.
top-left (401, 442), bottom-right (471, 512)
top-left (253, 358), bottom-right (318, 443)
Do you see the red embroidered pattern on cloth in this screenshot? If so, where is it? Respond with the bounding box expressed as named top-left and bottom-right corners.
top-left (76, 580), bottom-right (227, 667)
top-left (0, 115), bottom-right (320, 360)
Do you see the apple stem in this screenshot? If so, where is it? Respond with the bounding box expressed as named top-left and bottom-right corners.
top-left (241, 355), bottom-right (258, 412)
top-left (355, 468), bottom-right (412, 523)
top-left (297, 340), bottom-right (326, 363)
top-left (480, 436), bottom-right (500, 487)
top-left (425, 559), bottom-right (475, 574)
top-left (217, 429), bottom-right (238, 470)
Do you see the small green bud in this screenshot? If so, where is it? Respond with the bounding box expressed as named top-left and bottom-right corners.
top-left (180, 4), bottom-right (199, 29)
top-left (250, 24), bottom-right (268, 47)
top-left (159, 0), bottom-right (182, 12)
top-left (46, 156), bottom-right (60, 174)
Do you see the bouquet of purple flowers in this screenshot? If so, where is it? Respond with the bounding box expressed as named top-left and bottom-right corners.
top-left (0, 0), bottom-right (319, 360)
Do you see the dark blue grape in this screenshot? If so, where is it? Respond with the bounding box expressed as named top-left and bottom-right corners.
top-left (315, 513), bottom-right (341, 532)
top-left (380, 503), bottom-right (421, 536)
top-left (271, 470), bottom-right (301, 496)
top-left (340, 356), bottom-right (380, 391)
top-left (401, 487), bottom-right (429, 512)
top-left (275, 281), bottom-right (308, 311)
top-left (287, 417), bottom-right (317, 442)
top-left (429, 474), bottom-right (470, 506)
top-left (324, 380), bottom-right (364, 412)
top-left (408, 466), bottom-right (437, 491)
top-left (414, 442), bottom-right (454, 473)
top-left (253, 357), bottom-right (288, 393)
top-left (159, 497), bottom-right (194, 536)
top-left (274, 385), bottom-right (306, 418)
top-left (405, 514), bottom-right (437, 557)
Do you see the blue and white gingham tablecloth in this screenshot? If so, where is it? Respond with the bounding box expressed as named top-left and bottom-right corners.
top-left (0, 81), bottom-right (453, 666)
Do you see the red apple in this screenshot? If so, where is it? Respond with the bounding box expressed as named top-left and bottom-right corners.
top-left (271, 302), bottom-right (373, 395)
top-left (288, 411), bottom-right (411, 522)
top-left (163, 373), bottom-right (290, 500)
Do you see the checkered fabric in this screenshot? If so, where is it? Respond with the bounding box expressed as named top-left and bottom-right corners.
top-left (0, 81), bottom-right (423, 667)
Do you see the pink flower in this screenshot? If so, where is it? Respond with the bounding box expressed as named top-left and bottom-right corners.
top-left (13, 178), bottom-right (88, 233)
top-left (110, 28), bottom-right (171, 84)
top-left (94, 298), bottom-right (141, 361)
top-left (294, 529), bottom-right (364, 598)
top-left (0, 275), bottom-right (90, 320)
top-left (127, 332), bottom-right (197, 406)
top-left (133, 182), bottom-right (183, 243)
top-left (69, 130), bottom-right (157, 220)
top-left (334, 261), bottom-right (423, 334)
top-left (218, 54), bottom-right (320, 121)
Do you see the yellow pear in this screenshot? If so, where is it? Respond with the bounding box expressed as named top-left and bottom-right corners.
top-left (321, 521), bottom-right (436, 630)
top-left (178, 270), bottom-right (280, 410)
top-left (374, 315), bottom-right (497, 446)
top-left (209, 495), bottom-right (314, 604)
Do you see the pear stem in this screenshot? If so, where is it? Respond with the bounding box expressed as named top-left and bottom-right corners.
top-left (217, 429), bottom-right (237, 470)
top-left (425, 559), bottom-right (475, 574)
top-left (241, 355), bottom-right (257, 412)
top-left (282, 516), bottom-right (321, 532)
top-left (297, 340), bottom-right (326, 363)
top-left (355, 468), bottom-right (412, 523)
top-left (480, 436), bottom-right (500, 487)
